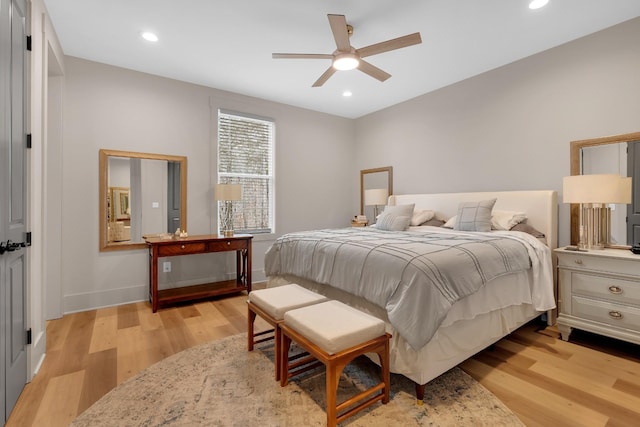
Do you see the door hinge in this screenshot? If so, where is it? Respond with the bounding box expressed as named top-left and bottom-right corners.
top-left (26, 328), bottom-right (32, 345)
top-left (25, 231), bottom-right (32, 246)
top-left (26, 133), bottom-right (32, 149)
top-left (26, 35), bottom-right (32, 51)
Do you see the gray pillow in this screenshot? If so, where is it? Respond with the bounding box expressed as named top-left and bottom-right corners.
top-left (454, 199), bottom-right (497, 232)
top-left (376, 204), bottom-right (414, 231)
top-left (421, 218), bottom-right (446, 227)
top-left (510, 223), bottom-right (547, 245)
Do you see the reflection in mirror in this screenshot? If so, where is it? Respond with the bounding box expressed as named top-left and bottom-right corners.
top-left (570, 132), bottom-right (640, 248)
top-left (99, 149), bottom-right (187, 251)
top-left (360, 166), bottom-right (393, 221)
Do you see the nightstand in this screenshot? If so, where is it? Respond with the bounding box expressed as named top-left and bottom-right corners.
top-left (555, 247), bottom-right (640, 345)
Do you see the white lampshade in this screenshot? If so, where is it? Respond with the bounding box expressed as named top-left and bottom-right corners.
top-left (364, 188), bottom-right (388, 206)
top-left (616, 177), bottom-right (632, 204)
top-left (563, 174), bottom-right (630, 204)
top-left (214, 183), bottom-right (242, 201)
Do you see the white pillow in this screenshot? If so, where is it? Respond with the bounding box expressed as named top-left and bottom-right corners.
top-left (376, 204), bottom-right (415, 231)
top-left (410, 209), bottom-right (435, 226)
top-left (443, 216), bottom-right (454, 228)
top-left (491, 210), bottom-right (527, 230)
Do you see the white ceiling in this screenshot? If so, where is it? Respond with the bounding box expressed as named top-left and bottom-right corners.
top-left (43, 0), bottom-right (640, 119)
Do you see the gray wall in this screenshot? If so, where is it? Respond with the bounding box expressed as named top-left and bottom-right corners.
top-left (60, 57), bottom-right (356, 313)
top-left (355, 17), bottom-right (640, 246)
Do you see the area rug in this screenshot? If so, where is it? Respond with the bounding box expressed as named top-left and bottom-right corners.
top-left (71, 334), bottom-right (523, 426)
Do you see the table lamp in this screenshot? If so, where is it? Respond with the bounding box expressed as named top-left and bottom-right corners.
top-left (563, 174), bottom-right (632, 249)
top-left (215, 183), bottom-right (242, 237)
top-left (365, 188), bottom-right (389, 222)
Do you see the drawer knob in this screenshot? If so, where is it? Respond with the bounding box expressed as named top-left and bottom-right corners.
top-left (227, 241), bottom-right (231, 245)
top-left (574, 259), bottom-right (583, 265)
top-left (181, 245), bottom-right (185, 249)
top-left (608, 311), bottom-right (623, 320)
top-left (608, 286), bottom-right (623, 295)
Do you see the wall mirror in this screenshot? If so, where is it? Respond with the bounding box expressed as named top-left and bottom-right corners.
top-left (360, 166), bottom-right (393, 220)
top-left (99, 149), bottom-right (187, 251)
top-left (569, 132), bottom-right (640, 248)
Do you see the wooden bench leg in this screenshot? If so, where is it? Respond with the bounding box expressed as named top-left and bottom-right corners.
top-left (326, 360), bottom-right (349, 427)
top-left (274, 325), bottom-right (281, 381)
top-left (247, 306), bottom-right (256, 351)
top-left (280, 333), bottom-right (292, 387)
top-left (376, 341), bottom-right (390, 404)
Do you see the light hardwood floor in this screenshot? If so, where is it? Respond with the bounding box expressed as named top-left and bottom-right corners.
top-left (6, 292), bottom-right (640, 427)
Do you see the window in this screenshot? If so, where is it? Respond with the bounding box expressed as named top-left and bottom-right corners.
top-left (217, 110), bottom-right (275, 234)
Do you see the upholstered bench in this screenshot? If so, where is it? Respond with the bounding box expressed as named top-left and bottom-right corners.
top-left (280, 300), bottom-right (391, 427)
top-left (247, 284), bottom-right (328, 380)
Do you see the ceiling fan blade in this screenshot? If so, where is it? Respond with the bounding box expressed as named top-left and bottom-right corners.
top-left (272, 53), bottom-right (333, 60)
top-left (357, 32), bottom-right (422, 58)
top-left (328, 14), bottom-right (351, 52)
top-left (357, 60), bottom-right (391, 82)
top-left (312, 66), bottom-right (337, 87)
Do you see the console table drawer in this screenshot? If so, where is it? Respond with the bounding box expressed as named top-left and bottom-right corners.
top-left (208, 240), bottom-right (247, 252)
top-left (572, 295), bottom-right (640, 332)
top-left (572, 272), bottom-right (640, 307)
top-left (158, 242), bottom-right (207, 256)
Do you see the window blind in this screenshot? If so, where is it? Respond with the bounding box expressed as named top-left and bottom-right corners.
top-left (218, 110), bottom-right (274, 234)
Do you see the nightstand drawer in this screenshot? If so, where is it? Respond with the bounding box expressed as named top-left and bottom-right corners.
top-left (572, 296), bottom-right (640, 332)
top-left (572, 272), bottom-right (640, 307)
top-left (558, 252), bottom-right (639, 276)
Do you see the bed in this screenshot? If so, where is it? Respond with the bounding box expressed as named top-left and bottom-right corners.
top-left (264, 190), bottom-right (557, 400)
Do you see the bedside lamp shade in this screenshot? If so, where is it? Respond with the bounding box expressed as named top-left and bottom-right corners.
top-left (364, 188), bottom-right (388, 206)
top-left (364, 188), bottom-right (388, 222)
top-left (563, 174), bottom-right (632, 249)
top-left (215, 184), bottom-right (242, 236)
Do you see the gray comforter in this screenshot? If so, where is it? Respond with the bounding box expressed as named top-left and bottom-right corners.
top-left (264, 227), bottom-right (538, 349)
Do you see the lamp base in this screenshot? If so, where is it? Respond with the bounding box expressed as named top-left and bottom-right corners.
top-left (577, 204), bottom-right (609, 250)
top-left (223, 230), bottom-right (234, 237)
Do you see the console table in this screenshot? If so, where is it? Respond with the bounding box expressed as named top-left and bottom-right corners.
top-left (145, 234), bottom-right (252, 312)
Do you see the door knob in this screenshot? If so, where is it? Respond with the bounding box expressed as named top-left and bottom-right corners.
top-left (0, 240), bottom-right (26, 254)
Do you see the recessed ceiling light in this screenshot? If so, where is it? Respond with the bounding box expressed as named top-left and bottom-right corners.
top-left (342, 91), bottom-right (352, 97)
top-left (141, 32), bottom-right (159, 42)
top-left (529, 0), bottom-right (549, 9)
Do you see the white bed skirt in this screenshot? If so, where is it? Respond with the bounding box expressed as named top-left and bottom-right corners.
top-left (268, 274), bottom-right (541, 385)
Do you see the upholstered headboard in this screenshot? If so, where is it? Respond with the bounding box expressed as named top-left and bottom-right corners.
top-left (388, 190), bottom-right (558, 250)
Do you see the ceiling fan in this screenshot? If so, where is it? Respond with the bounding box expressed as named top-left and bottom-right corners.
top-left (272, 14), bottom-right (422, 87)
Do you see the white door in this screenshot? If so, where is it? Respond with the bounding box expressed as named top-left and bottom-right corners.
top-left (1, 0), bottom-right (29, 422)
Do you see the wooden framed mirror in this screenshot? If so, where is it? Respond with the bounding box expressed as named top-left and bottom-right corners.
top-left (360, 166), bottom-right (393, 219)
top-left (99, 149), bottom-right (187, 251)
top-left (569, 131), bottom-right (640, 248)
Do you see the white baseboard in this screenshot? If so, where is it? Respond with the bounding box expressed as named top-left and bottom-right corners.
top-left (30, 329), bottom-right (47, 381)
top-left (63, 268), bottom-right (267, 314)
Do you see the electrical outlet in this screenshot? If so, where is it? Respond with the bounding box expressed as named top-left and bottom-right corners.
top-left (163, 262), bottom-right (171, 273)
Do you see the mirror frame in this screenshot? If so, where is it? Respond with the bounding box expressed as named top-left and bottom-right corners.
top-left (99, 149), bottom-right (187, 251)
top-left (569, 131), bottom-right (640, 248)
top-left (360, 166), bottom-right (393, 215)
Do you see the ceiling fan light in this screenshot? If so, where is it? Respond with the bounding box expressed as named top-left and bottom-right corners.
top-left (529, 0), bottom-right (549, 9)
top-left (333, 53), bottom-right (359, 71)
